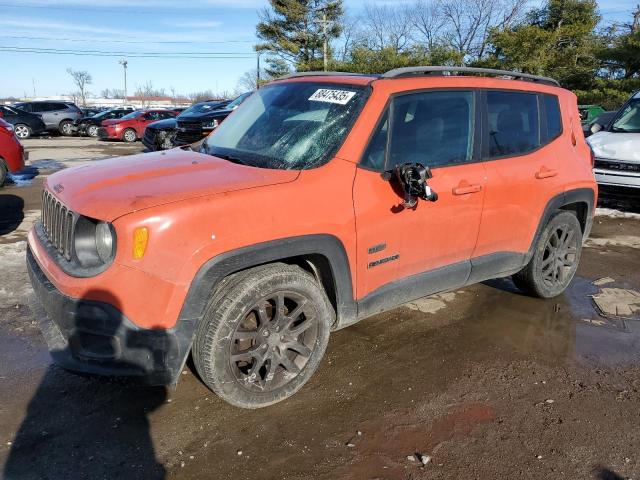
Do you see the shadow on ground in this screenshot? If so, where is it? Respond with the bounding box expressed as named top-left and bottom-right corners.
top-left (0, 194), bottom-right (24, 235)
top-left (3, 290), bottom-right (168, 480)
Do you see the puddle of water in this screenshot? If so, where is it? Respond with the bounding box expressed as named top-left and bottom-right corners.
top-left (475, 277), bottom-right (640, 369)
top-left (29, 159), bottom-right (65, 171)
top-left (6, 166), bottom-right (39, 187)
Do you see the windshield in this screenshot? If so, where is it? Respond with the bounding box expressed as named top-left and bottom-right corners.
top-left (120, 111), bottom-right (141, 120)
top-left (611, 100), bottom-right (640, 133)
top-left (180, 101), bottom-right (226, 116)
top-left (227, 92), bottom-right (251, 110)
top-left (203, 82), bottom-right (367, 170)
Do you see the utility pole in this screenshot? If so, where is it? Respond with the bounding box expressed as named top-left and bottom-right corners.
top-left (314, 8), bottom-right (331, 71)
top-left (633, 4), bottom-right (639, 32)
top-left (119, 59), bottom-right (128, 104)
top-left (256, 51), bottom-right (261, 89)
top-left (32, 78), bottom-right (36, 98)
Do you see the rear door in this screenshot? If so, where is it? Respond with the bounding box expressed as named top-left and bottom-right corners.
top-left (473, 90), bottom-right (562, 260)
top-left (353, 89), bottom-right (485, 302)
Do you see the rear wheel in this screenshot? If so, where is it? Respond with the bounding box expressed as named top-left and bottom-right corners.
top-left (122, 128), bottom-right (137, 142)
top-left (59, 120), bottom-right (73, 136)
top-left (13, 124), bottom-right (32, 139)
top-left (513, 210), bottom-right (582, 298)
top-left (86, 125), bottom-right (99, 137)
top-left (192, 263), bottom-right (333, 409)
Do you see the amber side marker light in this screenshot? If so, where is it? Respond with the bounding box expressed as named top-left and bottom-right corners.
top-left (133, 227), bottom-right (149, 259)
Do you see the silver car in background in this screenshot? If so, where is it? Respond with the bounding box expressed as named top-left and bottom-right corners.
top-left (13, 101), bottom-right (83, 136)
top-left (587, 91), bottom-right (640, 192)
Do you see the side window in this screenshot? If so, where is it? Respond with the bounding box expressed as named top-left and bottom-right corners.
top-left (30, 103), bottom-right (47, 113)
top-left (360, 110), bottom-right (388, 170)
top-left (486, 91), bottom-right (539, 158)
top-left (16, 104), bottom-right (31, 112)
top-left (387, 90), bottom-right (474, 169)
top-left (542, 94), bottom-right (562, 141)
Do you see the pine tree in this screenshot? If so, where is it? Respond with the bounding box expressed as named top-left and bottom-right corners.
top-left (256, 0), bottom-right (343, 74)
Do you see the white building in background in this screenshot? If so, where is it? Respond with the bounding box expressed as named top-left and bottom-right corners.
top-left (4, 95), bottom-right (193, 109)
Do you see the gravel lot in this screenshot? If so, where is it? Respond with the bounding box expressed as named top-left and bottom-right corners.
top-left (1, 137), bottom-right (640, 480)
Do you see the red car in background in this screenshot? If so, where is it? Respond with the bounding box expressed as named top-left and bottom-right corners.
top-left (0, 118), bottom-right (26, 186)
top-left (98, 109), bottom-right (178, 143)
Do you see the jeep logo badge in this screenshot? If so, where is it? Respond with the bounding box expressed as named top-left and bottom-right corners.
top-left (53, 183), bottom-right (64, 194)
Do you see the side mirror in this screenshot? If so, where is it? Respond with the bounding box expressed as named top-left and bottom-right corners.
top-left (590, 123), bottom-right (602, 134)
top-left (393, 163), bottom-right (438, 208)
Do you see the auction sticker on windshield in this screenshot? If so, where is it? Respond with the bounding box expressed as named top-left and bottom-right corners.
top-left (309, 89), bottom-right (356, 105)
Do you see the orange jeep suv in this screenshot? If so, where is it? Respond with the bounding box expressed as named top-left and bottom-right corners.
top-left (27, 67), bottom-right (597, 408)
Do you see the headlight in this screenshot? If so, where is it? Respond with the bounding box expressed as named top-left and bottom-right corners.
top-left (74, 217), bottom-right (116, 266)
top-left (202, 119), bottom-right (219, 129)
top-left (95, 221), bottom-right (115, 262)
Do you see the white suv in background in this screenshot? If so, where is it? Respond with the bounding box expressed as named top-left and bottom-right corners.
top-left (587, 91), bottom-right (640, 192)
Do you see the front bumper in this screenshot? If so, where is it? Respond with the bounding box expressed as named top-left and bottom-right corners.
top-left (594, 159), bottom-right (640, 190)
top-left (97, 127), bottom-right (118, 140)
top-left (27, 247), bottom-right (193, 385)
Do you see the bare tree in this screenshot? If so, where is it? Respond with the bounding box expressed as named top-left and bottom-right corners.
top-left (410, 0), bottom-right (446, 50)
top-left (439, 0), bottom-right (528, 61)
top-left (66, 68), bottom-right (92, 106)
top-left (336, 14), bottom-right (364, 61)
top-left (360, 4), bottom-right (415, 53)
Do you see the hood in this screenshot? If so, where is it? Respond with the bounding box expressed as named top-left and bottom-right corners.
top-left (44, 149), bottom-right (300, 221)
top-left (178, 108), bottom-right (231, 121)
top-left (587, 131), bottom-right (640, 162)
top-left (147, 118), bottom-right (177, 130)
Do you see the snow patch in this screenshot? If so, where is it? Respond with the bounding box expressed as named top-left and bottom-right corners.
top-left (0, 241), bottom-right (31, 308)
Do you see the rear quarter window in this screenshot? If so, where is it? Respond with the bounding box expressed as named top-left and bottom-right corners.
top-left (542, 94), bottom-right (562, 142)
top-left (486, 90), bottom-right (540, 158)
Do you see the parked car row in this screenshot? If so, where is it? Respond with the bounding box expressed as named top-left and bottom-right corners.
top-left (587, 91), bottom-right (640, 194)
top-left (143, 92), bottom-right (251, 151)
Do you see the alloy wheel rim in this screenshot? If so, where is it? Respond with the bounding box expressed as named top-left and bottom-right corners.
top-left (62, 123), bottom-right (71, 134)
top-left (541, 224), bottom-right (578, 288)
top-left (15, 126), bottom-right (29, 138)
top-left (88, 126), bottom-right (98, 136)
top-left (125, 131), bottom-right (135, 141)
top-left (229, 291), bottom-right (318, 392)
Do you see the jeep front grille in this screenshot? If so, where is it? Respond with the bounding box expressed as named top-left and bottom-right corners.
top-left (594, 158), bottom-right (640, 173)
top-left (41, 189), bottom-right (75, 261)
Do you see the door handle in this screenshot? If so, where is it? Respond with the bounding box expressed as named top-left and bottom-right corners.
top-left (453, 182), bottom-right (482, 195)
top-left (535, 167), bottom-right (558, 179)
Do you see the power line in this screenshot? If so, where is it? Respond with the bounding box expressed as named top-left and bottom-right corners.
top-left (0, 47), bottom-right (254, 59)
top-left (0, 2), bottom-right (203, 15)
top-left (2, 45), bottom-right (253, 56)
top-left (3, 34), bottom-right (255, 45)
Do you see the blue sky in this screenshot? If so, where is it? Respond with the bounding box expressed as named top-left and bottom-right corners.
top-left (0, 0), bottom-right (637, 99)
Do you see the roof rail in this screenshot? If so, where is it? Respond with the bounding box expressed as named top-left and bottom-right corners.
top-left (382, 66), bottom-right (560, 86)
top-left (275, 71), bottom-right (373, 80)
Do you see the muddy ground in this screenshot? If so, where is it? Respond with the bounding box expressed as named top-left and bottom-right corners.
top-left (1, 137), bottom-right (640, 480)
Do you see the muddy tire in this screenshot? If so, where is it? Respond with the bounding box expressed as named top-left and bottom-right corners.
top-left (86, 124), bottom-right (99, 137)
top-left (59, 120), bottom-right (73, 136)
top-left (192, 263), bottom-right (333, 409)
top-left (14, 124), bottom-right (32, 139)
top-left (513, 210), bottom-right (582, 298)
top-left (0, 160), bottom-right (7, 186)
top-left (122, 128), bottom-right (137, 143)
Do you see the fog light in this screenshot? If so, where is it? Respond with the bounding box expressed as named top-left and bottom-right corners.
top-left (133, 227), bottom-right (148, 259)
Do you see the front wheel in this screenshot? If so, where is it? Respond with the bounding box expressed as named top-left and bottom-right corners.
top-left (192, 264), bottom-right (333, 409)
top-left (14, 124), bottom-right (32, 139)
top-left (513, 210), bottom-right (583, 298)
top-left (59, 120), bottom-right (73, 136)
top-left (86, 124), bottom-right (99, 137)
top-left (122, 128), bottom-right (137, 142)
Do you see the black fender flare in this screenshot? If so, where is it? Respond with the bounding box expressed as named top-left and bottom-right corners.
top-left (177, 234), bottom-right (357, 329)
top-left (527, 187), bottom-right (595, 259)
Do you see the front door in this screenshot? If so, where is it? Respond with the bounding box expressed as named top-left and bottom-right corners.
top-left (353, 89), bottom-right (485, 308)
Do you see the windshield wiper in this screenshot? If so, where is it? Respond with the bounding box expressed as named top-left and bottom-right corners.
top-left (212, 152), bottom-right (246, 165)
